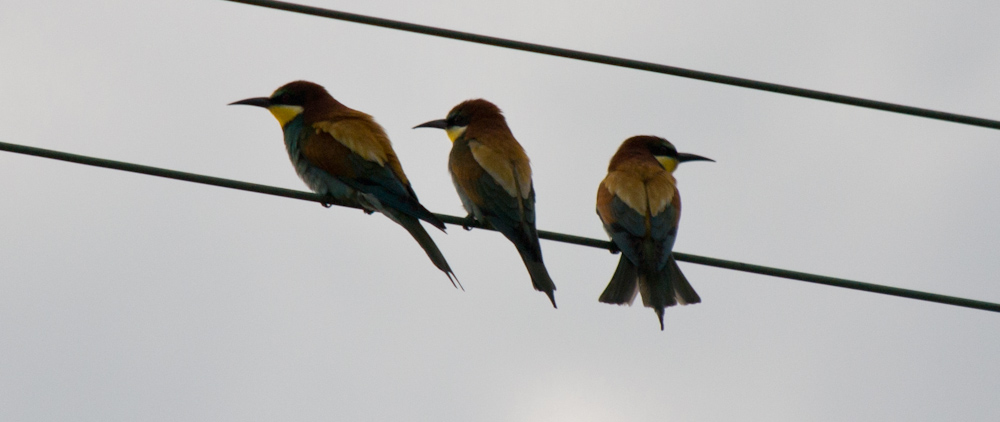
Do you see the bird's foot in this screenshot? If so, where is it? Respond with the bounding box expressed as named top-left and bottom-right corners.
top-left (608, 243), bottom-right (621, 254)
top-left (461, 215), bottom-right (477, 231)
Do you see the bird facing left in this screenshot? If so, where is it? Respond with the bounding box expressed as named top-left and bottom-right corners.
top-left (414, 99), bottom-right (557, 308)
top-left (230, 80), bottom-right (460, 289)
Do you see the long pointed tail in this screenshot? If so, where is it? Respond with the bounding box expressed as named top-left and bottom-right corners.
top-left (487, 214), bottom-right (557, 307)
top-left (388, 210), bottom-right (461, 289)
top-left (639, 255), bottom-right (701, 330)
top-left (517, 249), bottom-right (557, 308)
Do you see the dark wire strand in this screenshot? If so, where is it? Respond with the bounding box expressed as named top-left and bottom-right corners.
top-left (2, 140), bottom-right (998, 313)
top-left (220, 0), bottom-right (1000, 131)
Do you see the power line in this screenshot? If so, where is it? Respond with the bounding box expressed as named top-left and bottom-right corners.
top-left (2, 140), bottom-right (997, 314)
top-left (222, 0), bottom-right (1000, 131)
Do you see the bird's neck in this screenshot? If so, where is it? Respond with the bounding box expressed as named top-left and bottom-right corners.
top-left (310, 101), bottom-right (375, 126)
top-left (610, 151), bottom-right (676, 174)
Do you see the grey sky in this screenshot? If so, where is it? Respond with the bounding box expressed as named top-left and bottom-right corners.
top-left (2, 0), bottom-right (998, 420)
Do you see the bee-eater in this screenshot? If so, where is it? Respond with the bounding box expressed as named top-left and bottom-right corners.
top-left (596, 135), bottom-right (712, 329)
top-left (230, 81), bottom-right (459, 288)
top-left (414, 99), bottom-right (556, 307)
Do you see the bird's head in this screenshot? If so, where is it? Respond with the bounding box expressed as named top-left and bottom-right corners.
top-left (617, 136), bottom-right (714, 173)
top-left (414, 99), bottom-right (503, 142)
top-left (229, 80), bottom-right (333, 127)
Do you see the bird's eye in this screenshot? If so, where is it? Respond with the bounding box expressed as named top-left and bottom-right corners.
top-left (450, 114), bottom-right (470, 127)
top-left (271, 90), bottom-right (293, 105)
top-left (657, 142), bottom-right (677, 157)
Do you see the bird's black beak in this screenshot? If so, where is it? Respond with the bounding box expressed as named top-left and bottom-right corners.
top-left (677, 152), bottom-right (715, 163)
top-left (229, 97), bottom-right (271, 108)
top-left (413, 119), bottom-right (448, 130)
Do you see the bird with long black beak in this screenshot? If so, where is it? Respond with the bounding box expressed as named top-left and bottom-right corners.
top-left (596, 135), bottom-right (713, 329)
top-left (415, 99), bottom-right (556, 307)
top-left (230, 81), bottom-right (460, 289)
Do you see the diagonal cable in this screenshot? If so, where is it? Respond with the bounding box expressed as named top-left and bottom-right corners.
top-left (2, 140), bottom-right (998, 313)
top-left (221, 0), bottom-right (1000, 130)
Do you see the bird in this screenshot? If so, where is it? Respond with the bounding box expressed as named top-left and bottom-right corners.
top-left (229, 80), bottom-right (460, 289)
top-left (596, 135), bottom-right (713, 330)
top-left (414, 99), bottom-right (556, 307)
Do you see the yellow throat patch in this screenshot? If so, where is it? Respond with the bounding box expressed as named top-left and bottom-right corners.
top-left (655, 156), bottom-right (679, 173)
top-left (267, 105), bottom-right (305, 127)
top-left (445, 126), bottom-right (467, 143)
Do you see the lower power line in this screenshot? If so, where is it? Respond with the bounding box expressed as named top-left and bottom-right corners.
top-left (2, 140), bottom-right (997, 313)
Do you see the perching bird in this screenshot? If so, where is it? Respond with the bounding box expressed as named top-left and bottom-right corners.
top-left (230, 80), bottom-right (459, 288)
top-left (596, 135), bottom-right (712, 329)
top-left (415, 99), bottom-right (556, 307)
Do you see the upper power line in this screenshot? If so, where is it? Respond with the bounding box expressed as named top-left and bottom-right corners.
top-left (222, 0), bottom-right (1000, 131)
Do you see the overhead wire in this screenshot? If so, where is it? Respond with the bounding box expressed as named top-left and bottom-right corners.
top-left (2, 140), bottom-right (997, 314)
top-left (221, 0), bottom-right (1000, 131)
top-left (4, 3), bottom-right (997, 314)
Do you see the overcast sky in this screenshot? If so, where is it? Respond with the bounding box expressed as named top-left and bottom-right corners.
top-left (2, 0), bottom-right (999, 421)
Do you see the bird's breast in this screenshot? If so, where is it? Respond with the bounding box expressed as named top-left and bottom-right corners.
top-left (282, 118), bottom-right (309, 170)
top-left (282, 118), bottom-right (355, 199)
top-left (448, 140), bottom-right (484, 201)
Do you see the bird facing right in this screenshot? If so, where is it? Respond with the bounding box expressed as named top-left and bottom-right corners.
top-left (596, 135), bottom-right (713, 330)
